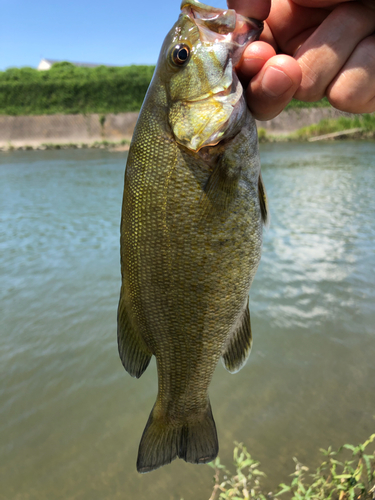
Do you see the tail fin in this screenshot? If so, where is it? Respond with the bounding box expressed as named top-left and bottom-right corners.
top-left (136, 401), bottom-right (218, 473)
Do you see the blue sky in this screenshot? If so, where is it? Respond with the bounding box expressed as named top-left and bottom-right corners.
top-left (1, 0), bottom-right (228, 71)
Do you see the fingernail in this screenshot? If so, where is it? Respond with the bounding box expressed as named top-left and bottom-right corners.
top-left (261, 66), bottom-right (293, 97)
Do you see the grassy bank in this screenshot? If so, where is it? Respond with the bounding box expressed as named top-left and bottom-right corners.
top-left (293, 114), bottom-right (375, 140)
top-left (259, 114), bottom-right (375, 143)
top-left (0, 63), bottom-right (154, 116)
top-left (285, 96), bottom-right (331, 110)
top-left (0, 62), bottom-right (332, 116)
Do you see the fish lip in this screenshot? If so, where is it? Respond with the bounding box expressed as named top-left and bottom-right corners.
top-left (185, 83), bottom-right (232, 104)
top-left (248, 17), bottom-right (263, 32)
top-left (247, 17), bottom-right (264, 40)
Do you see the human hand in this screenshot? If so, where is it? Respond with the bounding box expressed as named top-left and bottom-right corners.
top-left (229, 0), bottom-right (375, 120)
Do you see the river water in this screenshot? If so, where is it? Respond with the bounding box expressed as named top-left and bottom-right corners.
top-left (1, 142), bottom-right (374, 500)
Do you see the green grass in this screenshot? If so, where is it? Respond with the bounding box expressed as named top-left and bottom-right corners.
top-left (293, 114), bottom-right (375, 140)
top-left (286, 97), bottom-right (331, 109)
top-left (257, 114), bottom-right (375, 143)
top-left (0, 62), bottom-right (155, 116)
top-left (207, 434), bottom-right (375, 500)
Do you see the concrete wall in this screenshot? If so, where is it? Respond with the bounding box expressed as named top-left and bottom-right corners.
top-left (0, 108), bottom-right (356, 147)
top-left (256, 107), bottom-right (356, 134)
top-left (0, 112), bottom-right (139, 147)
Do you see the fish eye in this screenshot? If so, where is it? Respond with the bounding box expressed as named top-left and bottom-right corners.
top-left (171, 44), bottom-right (190, 67)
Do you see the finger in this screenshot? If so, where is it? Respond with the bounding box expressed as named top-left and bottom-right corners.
top-left (292, 0), bottom-right (354, 7)
top-left (359, 0), bottom-right (375, 10)
top-left (292, 0), bottom-right (351, 6)
top-left (259, 22), bottom-right (278, 51)
top-left (236, 41), bottom-right (277, 87)
top-left (327, 34), bottom-right (375, 113)
top-left (267, 0), bottom-right (329, 55)
top-left (246, 55), bottom-right (302, 121)
top-left (293, 2), bottom-right (375, 102)
top-left (227, 0), bottom-right (271, 20)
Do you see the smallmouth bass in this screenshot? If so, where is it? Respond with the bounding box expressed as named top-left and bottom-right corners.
top-left (117, 0), bottom-right (268, 473)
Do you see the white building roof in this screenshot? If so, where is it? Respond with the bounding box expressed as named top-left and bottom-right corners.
top-left (37, 58), bottom-right (117, 71)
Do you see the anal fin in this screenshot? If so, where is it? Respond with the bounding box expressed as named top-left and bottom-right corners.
top-left (117, 291), bottom-right (152, 379)
top-left (222, 299), bottom-right (252, 374)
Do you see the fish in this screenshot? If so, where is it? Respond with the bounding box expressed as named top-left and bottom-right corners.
top-left (117, 0), bottom-right (268, 473)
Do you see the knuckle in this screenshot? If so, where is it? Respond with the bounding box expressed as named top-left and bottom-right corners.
top-left (327, 36), bottom-right (375, 113)
top-left (294, 87), bottom-right (325, 103)
top-left (327, 84), bottom-right (372, 114)
top-left (331, 3), bottom-right (375, 37)
top-left (360, 36), bottom-right (375, 67)
top-left (294, 59), bottom-right (325, 103)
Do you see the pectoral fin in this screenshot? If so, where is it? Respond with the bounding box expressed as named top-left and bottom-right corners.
top-left (201, 158), bottom-right (239, 214)
top-left (199, 149), bottom-right (242, 219)
top-left (258, 172), bottom-right (269, 226)
top-left (222, 299), bottom-right (252, 374)
top-left (117, 291), bottom-right (152, 378)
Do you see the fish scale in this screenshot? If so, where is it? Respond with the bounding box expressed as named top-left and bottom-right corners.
top-left (117, 0), bottom-right (267, 473)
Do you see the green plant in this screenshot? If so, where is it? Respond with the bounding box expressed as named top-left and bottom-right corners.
top-left (293, 114), bottom-right (375, 140)
top-left (276, 434), bottom-right (375, 500)
top-left (208, 443), bottom-right (268, 500)
top-left (208, 435), bottom-right (375, 500)
top-left (0, 64), bottom-right (155, 116)
top-left (257, 128), bottom-right (267, 143)
top-left (285, 97), bottom-right (331, 109)
top-left (99, 114), bottom-right (106, 126)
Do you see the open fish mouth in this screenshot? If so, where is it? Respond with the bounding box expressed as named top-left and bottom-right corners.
top-left (177, 0), bottom-right (263, 104)
top-left (181, 0), bottom-right (263, 57)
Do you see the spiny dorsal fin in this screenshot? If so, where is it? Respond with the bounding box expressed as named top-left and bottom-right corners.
top-left (222, 300), bottom-right (252, 374)
top-left (117, 291), bottom-right (152, 379)
top-left (258, 172), bottom-right (269, 227)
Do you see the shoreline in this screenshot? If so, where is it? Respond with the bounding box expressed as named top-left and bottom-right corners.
top-left (0, 108), bottom-right (373, 152)
top-left (0, 139), bottom-right (131, 153)
top-left (1, 130), bottom-right (373, 153)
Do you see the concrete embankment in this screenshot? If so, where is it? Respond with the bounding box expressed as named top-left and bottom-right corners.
top-left (0, 107), bottom-right (356, 150)
top-left (256, 107), bottom-right (356, 134)
top-left (0, 113), bottom-right (138, 149)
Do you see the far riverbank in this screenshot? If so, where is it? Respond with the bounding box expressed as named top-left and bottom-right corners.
top-left (0, 108), bottom-right (372, 152)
